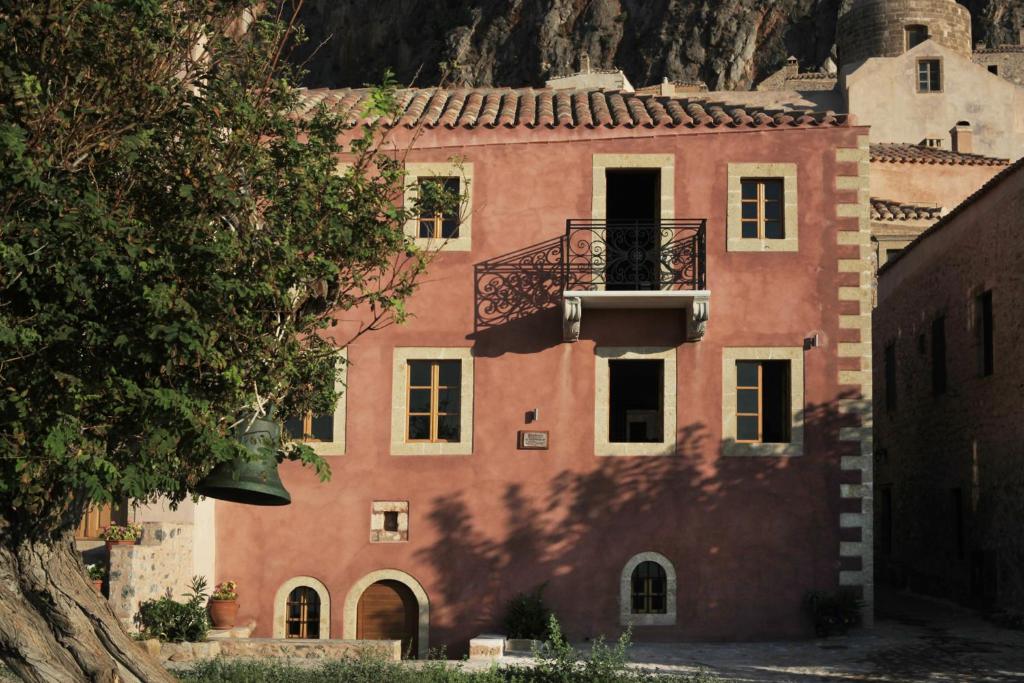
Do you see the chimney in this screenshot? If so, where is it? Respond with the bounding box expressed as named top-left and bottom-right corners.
top-left (579, 52), bottom-right (591, 74)
top-left (950, 121), bottom-right (974, 154)
top-left (785, 55), bottom-right (799, 76)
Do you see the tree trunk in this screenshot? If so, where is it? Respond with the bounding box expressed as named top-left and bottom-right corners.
top-left (0, 526), bottom-right (175, 683)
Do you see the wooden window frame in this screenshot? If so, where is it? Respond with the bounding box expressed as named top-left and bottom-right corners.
top-left (739, 178), bottom-right (785, 240)
top-left (904, 25), bottom-right (929, 52)
top-left (285, 587), bottom-right (321, 640)
top-left (416, 177), bottom-right (460, 240)
top-left (735, 361), bottom-right (763, 444)
top-left (722, 347), bottom-right (804, 457)
top-left (406, 360), bottom-right (460, 443)
top-left (917, 59), bottom-right (942, 93)
top-left (630, 562), bottom-right (668, 615)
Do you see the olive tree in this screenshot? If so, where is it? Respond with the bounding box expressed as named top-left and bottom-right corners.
top-left (0, 1), bottom-right (437, 680)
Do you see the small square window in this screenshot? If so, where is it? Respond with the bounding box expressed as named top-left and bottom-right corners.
top-left (740, 179), bottom-right (785, 240)
top-left (987, 65), bottom-right (999, 76)
top-left (371, 502), bottom-right (408, 543)
top-left (917, 59), bottom-right (941, 92)
top-left (905, 25), bottom-right (929, 51)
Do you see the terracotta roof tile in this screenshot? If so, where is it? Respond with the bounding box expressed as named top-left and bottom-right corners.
top-left (870, 198), bottom-right (943, 222)
top-left (296, 87), bottom-right (849, 131)
top-left (974, 45), bottom-right (1024, 54)
top-left (870, 143), bottom-right (1009, 166)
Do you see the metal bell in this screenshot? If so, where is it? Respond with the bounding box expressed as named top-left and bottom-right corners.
top-left (196, 412), bottom-right (292, 506)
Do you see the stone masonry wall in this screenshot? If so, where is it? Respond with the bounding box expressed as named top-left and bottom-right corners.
top-left (972, 49), bottom-right (1024, 86)
top-left (109, 522), bottom-right (194, 629)
top-left (839, 0), bottom-right (972, 69)
top-left (873, 162), bottom-right (1024, 610)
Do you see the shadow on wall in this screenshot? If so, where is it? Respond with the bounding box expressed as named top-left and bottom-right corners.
top-left (469, 237), bottom-right (563, 356)
top-left (415, 394), bottom-right (863, 654)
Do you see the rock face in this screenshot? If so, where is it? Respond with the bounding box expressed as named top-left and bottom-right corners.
top-left (294, 0), bottom-right (1020, 91)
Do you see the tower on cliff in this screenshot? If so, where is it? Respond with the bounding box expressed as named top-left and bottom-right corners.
top-left (837, 0), bottom-right (973, 75)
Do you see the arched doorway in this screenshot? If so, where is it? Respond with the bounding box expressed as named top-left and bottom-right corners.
top-left (356, 580), bottom-right (418, 658)
top-left (343, 569), bottom-right (429, 659)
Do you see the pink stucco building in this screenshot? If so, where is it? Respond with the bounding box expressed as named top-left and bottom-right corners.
top-left (205, 87), bottom-right (876, 656)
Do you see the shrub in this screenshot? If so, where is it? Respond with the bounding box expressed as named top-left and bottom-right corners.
top-left (803, 588), bottom-right (863, 637)
top-left (135, 576), bottom-right (210, 642)
top-left (502, 585), bottom-right (553, 640)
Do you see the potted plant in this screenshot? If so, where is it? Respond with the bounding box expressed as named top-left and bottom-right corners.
top-left (100, 523), bottom-right (142, 551)
top-left (208, 580), bottom-right (239, 629)
top-left (86, 563), bottom-right (106, 594)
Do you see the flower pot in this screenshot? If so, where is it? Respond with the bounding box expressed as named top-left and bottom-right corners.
top-left (105, 539), bottom-right (137, 552)
top-left (91, 579), bottom-right (104, 594)
top-left (209, 599), bottom-right (239, 629)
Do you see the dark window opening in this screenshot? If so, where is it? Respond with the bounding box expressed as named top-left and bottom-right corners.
top-left (952, 487), bottom-right (965, 560)
top-left (880, 485), bottom-right (893, 556)
top-left (605, 169), bottom-right (661, 291)
top-left (932, 316), bottom-right (947, 395)
top-left (286, 587), bottom-right (321, 639)
top-left (609, 360), bottom-right (663, 443)
top-left (978, 290), bottom-right (994, 376)
top-left (284, 412), bottom-right (334, 443)
top-left (630, 561), bottom-right (667, 614)
top-left (417, 177), bottom-right (461, 239)
top-left (736, 360), bottom-right (791, 443)
top-left (917, 59), bottom-right (941, 92)
top-left (383, 511), bottom-right (400, 532)
top-left (988, 64), bottom-right (999, 75)
top-left (884, 343), bottom-right (897, 413)
top-left (885, 248), bottom-right (903, 263)
top-left (740, 178), bottom-right (785, 239)
top-left (905, 25), bottom-right (929, 51)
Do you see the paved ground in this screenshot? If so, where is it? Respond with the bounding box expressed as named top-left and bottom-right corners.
top-left (489, 589), bottom-right (1024, 682)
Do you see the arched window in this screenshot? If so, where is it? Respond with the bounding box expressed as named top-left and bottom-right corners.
top-left (273, 576), bottom-right (330, 639)
top-left (905, 25), bottom-right (929, 51)
top-left (631, 561), bottom-right (667, 614)
top-left (619, 551), bottom-right (677, 626)
top-left (286, 586), bottom-right (321, 639)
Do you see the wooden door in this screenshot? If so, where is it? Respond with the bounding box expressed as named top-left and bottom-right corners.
top-left (75, 505), bottom-right (112, 540)
top-left (356, 580), bottom-right (418, 658)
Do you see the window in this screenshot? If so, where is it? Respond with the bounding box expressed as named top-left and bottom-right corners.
top-left (286, 587), bottom-right (321, 639)
top-left (722, 347), bottom-right (804, 456)
top-left (727, 163), bottom-right (798, 252)
top-left (281, 350), bottom-right (347, 455)
top-left (977, 290), bottom-right (993, 376)
top-left (284, 412), bottom-right (333, 443)
top-left (905, 25), bottom-right (929, 51)
top-left (917, 59), bottom-right (941, 92)
top-left (595, 347), bottom-right (676, 457)
top-left (884, 343), bottom-right (897, 413)
top-left (406, 360), bottom-right (461, 442)
top-left (884, 248), bottom-right (903, 264)
top-left (371, 501), bottom-right (409, 542)
top-left (417, 177), bottom-right (461, 239)
top-left (630, 561), bottom-right (667, 615)
top-left (735, 360), bottom-right (791, 443)
top-left (988, 64), bottom-right (999, 76)
top-left (740, 179), bottom-right (785, 240)
top-left (403, 162), bottom-right (473, 251)
top-left (391, 348), bottom-right (473, 456)
top-left (609, 360), bottom-right (664, 443)
top-left (619, 552), bottom-right (676, 625)
top-left (932, 316), bottom-right (946, 394)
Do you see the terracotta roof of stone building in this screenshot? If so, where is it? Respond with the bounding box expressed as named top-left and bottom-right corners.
top-left (870, 198), bottom-right (943, 222)
top-left (869, 143), bottom-right (1009, 166)
top-left (974, 45), bottom-right (1024, 54)
top-left (296, 87), bottom-right (848, 130)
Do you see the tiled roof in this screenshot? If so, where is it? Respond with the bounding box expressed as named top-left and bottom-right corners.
top-left (871, 198), bottom-right (943, 222)
top-left (296, 87), bottom-right (848, 130)
top-left (974, 45), bottom-right (1024, 54)
top-left (788, 72), bottom-right (836, 80)
top-left (870, 143), bottom-right (1009, 166)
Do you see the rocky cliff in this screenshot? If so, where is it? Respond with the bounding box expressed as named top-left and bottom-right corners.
top-left (294, 0), bottom-right (1022, 91)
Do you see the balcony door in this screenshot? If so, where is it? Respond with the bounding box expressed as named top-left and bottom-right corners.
top-left (605, 169), bottom-right (660, 291)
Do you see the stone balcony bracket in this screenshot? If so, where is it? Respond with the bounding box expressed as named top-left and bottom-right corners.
top-left (561, 290), bottom-right (711, 343)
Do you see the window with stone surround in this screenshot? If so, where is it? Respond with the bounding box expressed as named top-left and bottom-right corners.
top-left (370, 501), bottom-right (409, 543)
top-left (417, 177), bottom-right (461, 239)
top-left (721, 347), bottom-right (804, 457)
top-left (282, 349), bottom-right (347, 455)
top-left (620, 552), bottom-right (676, 626)
top-left (272, 576), bottom-right (330, 639)
top-left (390, 348), bottom-right (473, 456)
top-left (595, 347), bottom-right (676, 457)
top-left (727, 164), bottom-right (798, 252)
top-left (917, 59), bottom-right (942, 93)
top-left (404, 162), bottom-right (473, 251)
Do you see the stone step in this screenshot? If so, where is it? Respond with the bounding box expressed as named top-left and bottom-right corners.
top-left (206, 620), bottom-right (255, 639)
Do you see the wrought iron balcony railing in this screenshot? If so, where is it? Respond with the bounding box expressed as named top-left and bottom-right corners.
top-left (563, 219), bottom-right (706, 292)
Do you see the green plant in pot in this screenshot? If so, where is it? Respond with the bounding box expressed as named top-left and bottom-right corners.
top-left (86, 563), bottom-right (106, 594)
top-left (99, 523), bottom-right (142, 551)
top-left (209, 580), bottom-right (239, 629)
top-left (803, 588), bottom-right (863, 637)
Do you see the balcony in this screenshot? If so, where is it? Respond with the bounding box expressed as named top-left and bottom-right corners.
top-left (562, 219), bottom-right (711, 342)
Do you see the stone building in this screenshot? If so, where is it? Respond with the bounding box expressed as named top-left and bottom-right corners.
top-left (873, 157), bottom-right (1024, 610)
